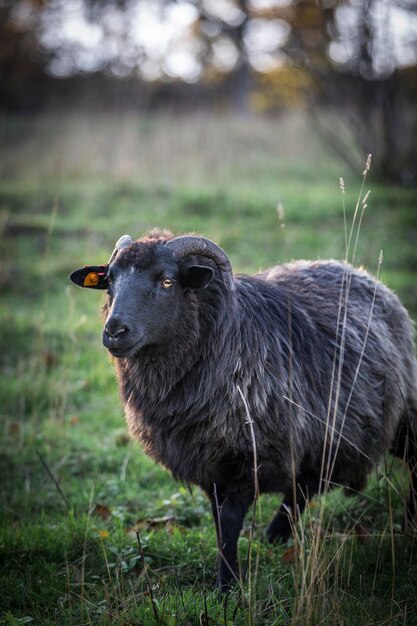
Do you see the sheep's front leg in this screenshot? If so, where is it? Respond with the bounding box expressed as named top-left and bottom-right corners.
top-left (208, 486), bottom-right (252, 591)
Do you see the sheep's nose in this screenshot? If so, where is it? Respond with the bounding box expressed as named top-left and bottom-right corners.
top-left (105, 316), bottom-right (129, 339)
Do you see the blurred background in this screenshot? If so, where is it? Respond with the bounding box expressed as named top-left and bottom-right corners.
top-left (1, 0), bottom-right (417, 182)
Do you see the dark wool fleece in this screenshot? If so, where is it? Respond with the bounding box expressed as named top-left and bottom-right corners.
top-left (104, 230), bottom-right (417, 499)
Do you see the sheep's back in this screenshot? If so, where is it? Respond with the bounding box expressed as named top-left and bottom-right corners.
top-left (232, 260), bottom-right (417, 489)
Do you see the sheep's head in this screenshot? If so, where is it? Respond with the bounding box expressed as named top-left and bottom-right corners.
top-left (69, 231), bottom-right (234, 358)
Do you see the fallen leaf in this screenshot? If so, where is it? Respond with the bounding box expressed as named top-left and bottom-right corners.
top-left (282, 546), bottom-right (297, 564)
top-left (135, 515), bottom-right (176, 530)
top-left (126, 515), bottom-right (182, 538)
top-left (8, 421), bottom-right (21, 435)
top-left (94, 503), bottom-right (112, 520)
top-left (43, 351), bottom-right (58, 367)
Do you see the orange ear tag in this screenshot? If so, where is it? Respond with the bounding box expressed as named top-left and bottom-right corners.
top-left (84, 272), bottom-right (99, 287)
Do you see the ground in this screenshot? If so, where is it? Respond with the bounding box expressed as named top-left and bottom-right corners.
top-left (1, 111), bottom-right (417, 625)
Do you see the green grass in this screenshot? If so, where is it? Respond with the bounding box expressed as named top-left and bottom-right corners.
top-left (1, 111), bottom-right (417, 625)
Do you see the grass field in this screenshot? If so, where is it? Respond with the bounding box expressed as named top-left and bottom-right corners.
top-left (1, 111), bottom-right (417, 625)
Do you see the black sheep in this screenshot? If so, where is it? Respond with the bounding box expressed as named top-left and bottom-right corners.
top-left (70, 229), bottom-right (417, 590)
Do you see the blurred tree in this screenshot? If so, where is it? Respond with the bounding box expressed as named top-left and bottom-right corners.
top-left (284, 0), bottom-right (417, 183)
top-left (183, 0), bottom-right (417, 181)
top-left (0, 0), bottom-right (50, 109)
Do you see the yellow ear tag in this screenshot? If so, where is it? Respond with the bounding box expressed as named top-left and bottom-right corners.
top-left (84, 272), bottom-right (99, 287)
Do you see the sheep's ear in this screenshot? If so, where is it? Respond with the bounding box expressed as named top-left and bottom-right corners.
top-left (180, 265), bottom-right (214, 289)
top-left (69, 265), bottom-right (109, 289)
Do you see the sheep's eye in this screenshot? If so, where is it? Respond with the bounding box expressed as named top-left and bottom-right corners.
top-left (161, 278), bottom-right (174, 289)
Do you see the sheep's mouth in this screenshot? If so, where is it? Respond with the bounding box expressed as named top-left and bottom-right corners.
top-left (105, 339), bottom-right (144, 358)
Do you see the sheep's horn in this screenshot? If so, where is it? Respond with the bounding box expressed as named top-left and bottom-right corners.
top-left (165, 236), bottom-right (235, 291)
top-left (108, 234), bottom-right (133, 264)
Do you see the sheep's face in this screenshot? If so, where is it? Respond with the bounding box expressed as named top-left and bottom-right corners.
top-left (102, 243), bottom-right (214, 358)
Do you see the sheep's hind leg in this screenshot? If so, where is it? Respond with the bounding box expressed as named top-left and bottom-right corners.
top-left (266, 486), bottom-right (308, 543)
top-left (392, 412), bottom-right (417, 526)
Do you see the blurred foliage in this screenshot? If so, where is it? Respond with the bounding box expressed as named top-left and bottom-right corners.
top-left (251, 66), bottom-right (314, 111)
